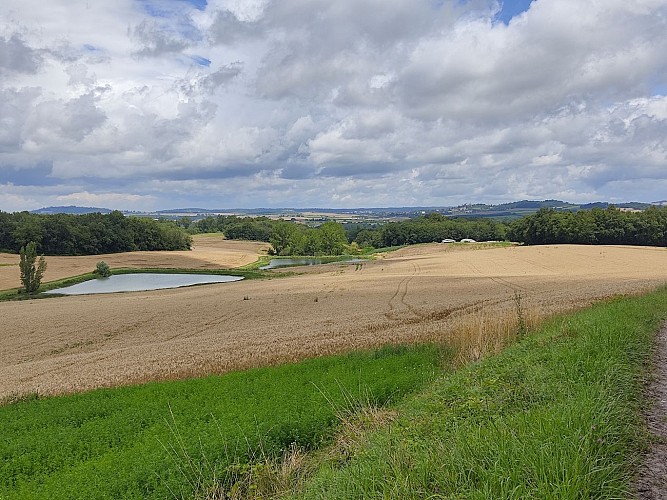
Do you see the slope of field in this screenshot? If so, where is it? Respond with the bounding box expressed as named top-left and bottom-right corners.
top-left (1, 244), bottom-right (667, 398)
top-left (0, 235), bottom-right (270, 291)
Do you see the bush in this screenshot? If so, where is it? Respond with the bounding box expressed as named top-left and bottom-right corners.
top-left (95, 261), bottom-right (112, 278)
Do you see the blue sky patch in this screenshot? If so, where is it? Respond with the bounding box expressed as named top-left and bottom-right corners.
top-left (495, 0), bottom-right (534, 25)
top-left (651, 83), bottom-right (667, 96)
top-left (177, 0), bottom-right (207, 10)
top-left (138, 0), bottom-right (206, 17)
top-left (191, 55), bottom-right (211, 67)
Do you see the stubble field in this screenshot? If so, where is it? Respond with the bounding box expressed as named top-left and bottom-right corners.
top-left (2, 240), bottom-right (667, 399)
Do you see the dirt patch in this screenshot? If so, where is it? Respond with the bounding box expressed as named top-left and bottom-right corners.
top-left (0, 235), bottom-right (270, 291)
top-left (1, 244), bottom-right (667, 398)
top-left (635, 323), bottom-right (667, 499)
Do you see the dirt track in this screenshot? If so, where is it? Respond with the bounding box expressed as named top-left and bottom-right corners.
top-left (2, 243), bottom-right (667, 398)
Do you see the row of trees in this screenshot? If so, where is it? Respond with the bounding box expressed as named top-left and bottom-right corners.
top-left (189, 215), bottom-right (274, 241)
top-left (186, 215), bottom-right (350, 255)
top-left (186, 213), bottom-right (508, 253)
top-left (4, 206), bottom-right (666, 259)
top-left (0, 211), bottom-right (192, 255)
top-left (350, 213), bottom-right (508, 248)
top-left (506, 207), bottom-right (667, 246)
top-left (269, 221), bottom-right (349, 255)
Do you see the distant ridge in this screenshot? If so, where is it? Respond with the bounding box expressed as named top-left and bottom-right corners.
top-left (23, 200), bottom-right (661, 218)
top-left (31, 206), bottom-right (113, 215)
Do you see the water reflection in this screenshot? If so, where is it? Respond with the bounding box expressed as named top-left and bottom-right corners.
top-left (46, 273), bottom-right (243, 295)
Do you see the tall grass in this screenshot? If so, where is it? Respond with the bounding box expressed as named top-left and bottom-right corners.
top-left (290, 288), bottom-right (667, 498)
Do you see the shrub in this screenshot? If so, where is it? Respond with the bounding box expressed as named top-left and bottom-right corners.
top-left (95, 261), bottom-right (112, 278)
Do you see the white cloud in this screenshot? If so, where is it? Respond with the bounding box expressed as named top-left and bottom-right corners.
top-left (56, 191), bottom-right (156, 209)
top-left (1, 0), bottom-right (666, 210)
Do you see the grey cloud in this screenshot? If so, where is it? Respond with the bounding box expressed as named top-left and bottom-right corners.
top-left (176, 63), bottom-right (243, 96)
top-left (0, 34), bottom-right (43, 76)
top-left (395, 2), bottom-right (667, 123)
top-left (209, 10), bottom-right (259, 45)
top-left (251, 0), bottom-right (465, 100)
top-left (0, 87), bottom-right (41, 151)
top-left (3, 0), bottom-right (667, 210)
top-left (132, 20), bottom-right (190, 57)
top-left (0, 162), bottom-right (55, 186)
top-left (162, 164), bottom-right (267, 180)
top-left (278, 163), bottom-right (314, 180)
top-left (317, 162), bottom-right (403, 178)
top-left (65, 63), bottom-right (97, 87)
top-left (26, 91), bottom-right (107, 143)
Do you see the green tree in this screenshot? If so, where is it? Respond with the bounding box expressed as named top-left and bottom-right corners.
top-left (270, 221), bottom-right (303, 255)
top-left (318, 221), bottom-right (348, 255)
top-left (19, 241), bottom-right (46, 293)
top-left (95, 261), bottom-right (112, 278)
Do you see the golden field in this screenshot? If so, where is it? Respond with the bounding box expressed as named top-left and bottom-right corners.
top-left (1, 239), bottom-right (667, 399)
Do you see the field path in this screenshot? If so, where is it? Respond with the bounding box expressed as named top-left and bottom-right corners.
top-left (636, 323), bottom-right (667, 499)
top-left (2, 244), bottom-right (667, 398)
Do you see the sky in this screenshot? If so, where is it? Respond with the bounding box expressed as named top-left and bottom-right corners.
top-left (0, 0), bottom-right (666, 211)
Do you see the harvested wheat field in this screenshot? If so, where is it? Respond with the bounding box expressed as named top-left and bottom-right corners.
top-left (2, 243), bottom-right (667, 399)
top-left (0, 235), bottom-right (270, 291)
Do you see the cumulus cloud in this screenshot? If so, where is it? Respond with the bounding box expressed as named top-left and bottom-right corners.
top-left (0, 34), bottom-right (44, 76)
top-left (1, 0), bottom-right (666, 211)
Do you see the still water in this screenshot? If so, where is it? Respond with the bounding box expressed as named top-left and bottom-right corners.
top-left (260, 257), bottom-right (365, 270)
top-left (46, 273), bottom-right (243, 295)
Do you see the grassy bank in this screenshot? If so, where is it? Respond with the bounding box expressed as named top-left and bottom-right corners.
top-left (0, 345), bottom-right (443, 499)
top-left (239, 255), bottom-right (372, 271)
top-left (0, 267), bottom-right (274, 302)
top-left (291, 288), bottom-right (667, 498)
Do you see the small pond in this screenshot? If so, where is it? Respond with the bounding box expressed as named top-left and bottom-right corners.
top-left (260, 257), bottom-right (366, 270)
top-left (45, 273), bottom-right (244, 295)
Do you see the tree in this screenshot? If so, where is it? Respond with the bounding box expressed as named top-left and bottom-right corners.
top-left (19, 241), bottom-right (46, 294)
top-left (95, 261), bottom-right (112, 278)
top-left (270, 221), bottom-right (308, 255)
top-left (318, 222), bottom-right (348, 255)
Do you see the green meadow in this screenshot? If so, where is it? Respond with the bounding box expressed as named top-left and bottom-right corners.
top-left (0, 346), bottom-right (443, 499)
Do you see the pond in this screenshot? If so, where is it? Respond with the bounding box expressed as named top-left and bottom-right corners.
top-left (45, 273), bottom-right (244, 295)
top-left (260, 257), bottom-right (366, 270)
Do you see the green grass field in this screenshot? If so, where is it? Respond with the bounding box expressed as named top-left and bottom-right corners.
top-left (292, 289), bottom-right (667, 498)
top-left (0, 345), bottom-right (442, 499)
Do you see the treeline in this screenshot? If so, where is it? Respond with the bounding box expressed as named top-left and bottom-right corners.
top-left (187, 213), bottom-right (507, 254)
top-left (185, 215), bottom-right (348, 255)
top-left (351, 213), bottom-right (507, 247)
top-left (507, 207), bottom-right (667, 246)
top-left (189, 215), bottom-right (274, 241)
top-left (0, 211), bottom-right (192, 255)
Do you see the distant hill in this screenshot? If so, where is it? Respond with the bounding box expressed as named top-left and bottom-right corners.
top-left (493, 199), bottom-right (576, 210)
top-left (23, 200), bottom-right (661, 220)
top-left (31, 206), bottom-right (113, 215)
